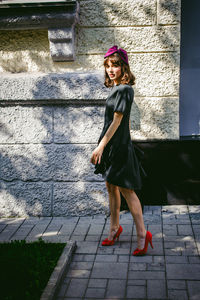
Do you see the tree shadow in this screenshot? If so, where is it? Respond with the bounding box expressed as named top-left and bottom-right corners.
top-left (0, 0), bottom-right (182, 216)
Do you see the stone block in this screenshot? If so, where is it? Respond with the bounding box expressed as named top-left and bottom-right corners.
top-left (65, 278), bottom-right (88, 298)
top-left (147, 280), bottom-right (166, 299)
top-left (88, 279), bottom-right (107, 288)
top-left (79, 0), bottom-right (156, 26)
top-left (54, 106), bottom-right (104, 143)
top-left (85, 288), bottom-right (105, 298)
top-left (53, 182), bottom-right (108, 216)
top-left (158, 0), bottom-right (181, 25)
top-left (91, 262), bottom-right (128, 279)
top-left (130, 97), bottom-right (179, 140)
top-left (126, 285), bottom-right (146, 299)
top-left (0, 106), bottom-right (53, 143)
top-left (106, 279), bottom-right (126, 299)
top-left (168, 290), bottom-right (188, 300)
top-left (0, 181), bottom-right (52, 217)
top-left (0, 144), bottom-right (53, 181)
top-left (77, 27), bottom-right (115, 54)
top-left (115, 25), bottom-right (180, 52)
top-left (187, 281), bottom-right (200, 300)
top-left (167, 280), bottom-right (186, 290)
top-left (166, 264), bottom-right (200, 280)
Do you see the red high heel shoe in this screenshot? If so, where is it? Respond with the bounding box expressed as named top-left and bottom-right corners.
top-left (102, 225), bottom-right (123, 246)
top-left (133, 231), bottom-right (153, 256)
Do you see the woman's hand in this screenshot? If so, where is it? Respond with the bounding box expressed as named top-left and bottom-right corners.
top-left (90, 145), bottom-right (104, 165)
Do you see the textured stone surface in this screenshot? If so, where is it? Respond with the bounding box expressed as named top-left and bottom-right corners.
top-left (158, 0), bottom-right (181, 24)
top-left (0, 143), bottom-right (103, 182)
top-left (0, 181), bottom-right (52, 217)
top-left (0, 73), bottom-right (108, 101)
top-left (79, 0), bottom-right (157, 26)
top-left (0, 105), bottom-right (53, 143)
top-left (53, 182), bottom-right (108, 216)
top-left (54, 106), bottom-right (104, 143)
top-left (130, 97), bottom-right (179, 140)
top-left (78, 26), bottom-right (180, 54)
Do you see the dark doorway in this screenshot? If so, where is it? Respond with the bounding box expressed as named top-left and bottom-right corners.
top-left (180, 0), bottom-right (200, 137)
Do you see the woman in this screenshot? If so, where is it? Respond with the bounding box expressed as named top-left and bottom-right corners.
top-left (90, 45), bottom-right (153, 255)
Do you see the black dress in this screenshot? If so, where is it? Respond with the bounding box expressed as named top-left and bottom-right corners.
top-left (94, 84), bottom-right (146, 190)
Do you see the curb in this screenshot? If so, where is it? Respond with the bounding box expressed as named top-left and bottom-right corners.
top-left (40, 240), bottom-right (77, 300)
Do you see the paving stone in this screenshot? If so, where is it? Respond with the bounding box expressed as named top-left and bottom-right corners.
top-left (85, 235), bottom-right (102, 242)
top-left (87, 224), bottom-right (104, 235)
top-left (88, 279), bottom-right (107, 288)
top-left (70, 235), bottom-right (85, 241)
top-left (69, 262), bottom-right (93, 270)
top-left (57, 282), bottom-right (69, 297)
top-left (0, 225), bottom-right (21, 240)
top-left (162, 214), bottom-right (178, 224)
top-left (0, 224), bottom-right (7, 233)
top-left (178, 225), bottom-right (193, 236)
top-left (166, 264), bottom-right (200, 279)
top-left (85, 288), bottom-right (105, 298)
top-left (188, 256), bottom-right (200, 263)
top-left (187, 281), bottom-right (200, 300)
top-left (129, 263), bottom-right (146, 271)
top-left (58, 224), bottom-right (77, 235)
top-left (127, 279), bottom-right (146, 286)
top-left (67, 269), bottom-right (91, 278)
top-left (114, 248), bottom-right (130, 255)
top-left (97, 246), bottom-right (114, 255)
top-left (128, 271), bottom-right (165, 280)
top-left (95, 254), bottom-right (117, 262)
top-left (190, 213), bottom-right (200, 224)
top-left (147, 279), bottom-right (166, 299)
top-left (0, 218), bottom-right (25, 225)
top-left (165, 256), bottom-right (188, 263)
top-left (153, 256), bottom-right (165, 264)
top-left (118, 255), bottom-right (129, 262)
top-left (106, 279), bottom-right (126, 299)
top-left (75, 242), bottom-right (98, 254)
top-left (164, 248), bottom-right (182, 256)
top-left (73, 224), bottom-right (90, 235)
top-left (65, 278), bottom-right (88, 298)
top-left (175, 214), bottom-right (191, 224)
top-left (147, 262), bottom-right (165, 271)
top-left (192, 225), bottom-right (200, 235)
top-left (91, 262), bottom-right (128, 279)
top-left (163, 224), bottom-right (178, 235)
top-left (167, 280), bottom-right (186, 290)
top-left (168, 289), bottom-right (188, 300)
top-left (130, 255), bottom-right (153, 263)
top-left (126, 285), bottom-right (146, 299)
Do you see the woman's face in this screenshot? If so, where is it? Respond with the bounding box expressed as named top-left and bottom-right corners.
top-left (105, 59), bottom-right (122, 85)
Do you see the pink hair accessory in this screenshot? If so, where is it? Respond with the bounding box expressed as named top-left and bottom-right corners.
top-left (104, 45), bottom-right (128, 64)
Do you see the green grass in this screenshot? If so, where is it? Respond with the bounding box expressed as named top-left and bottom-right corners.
top-left (0, 238), bottom-right (66, 300)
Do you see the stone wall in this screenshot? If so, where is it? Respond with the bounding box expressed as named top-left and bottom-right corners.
top-left (0, 0), bottom-right (181, 216)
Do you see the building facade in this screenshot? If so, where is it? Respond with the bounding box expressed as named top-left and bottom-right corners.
top-left (0, 0), bottom-right (183, 216)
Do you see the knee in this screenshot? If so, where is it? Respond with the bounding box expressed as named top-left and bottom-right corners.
top-left (106, 182), bottom-right (118, 194)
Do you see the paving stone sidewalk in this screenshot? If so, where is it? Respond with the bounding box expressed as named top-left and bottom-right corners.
top-left (0, 205), bottom-right (200, 300)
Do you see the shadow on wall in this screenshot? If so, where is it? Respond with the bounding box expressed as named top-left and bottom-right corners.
top-left (0, 73), bottom-right (111, 217)
top-left (0, 1), bottom-right (180, 216)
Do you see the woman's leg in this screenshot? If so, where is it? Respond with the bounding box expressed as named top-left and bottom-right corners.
top-left (119, 186), bottom-right (146, 249)
top-left (105, 181), bottom-right (121, 240)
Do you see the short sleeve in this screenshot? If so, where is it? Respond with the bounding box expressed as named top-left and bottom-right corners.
top-left (113, 88), bottom-right (127, 114)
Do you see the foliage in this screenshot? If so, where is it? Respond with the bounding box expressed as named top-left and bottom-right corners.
top-left (0, 238), bottom-right (66, 300)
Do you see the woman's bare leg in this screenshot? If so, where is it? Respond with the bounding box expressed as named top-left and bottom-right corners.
top-left (106, 181), bottom-right (121, 240)
top-left (119, 186), bottom-right (146, 249)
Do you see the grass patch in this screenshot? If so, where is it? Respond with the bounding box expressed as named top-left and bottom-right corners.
top-left (0, 238), bottom-right (66, 300)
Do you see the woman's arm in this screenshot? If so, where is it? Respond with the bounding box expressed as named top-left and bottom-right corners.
top-left (90, 112), bottom-right (123, 165)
